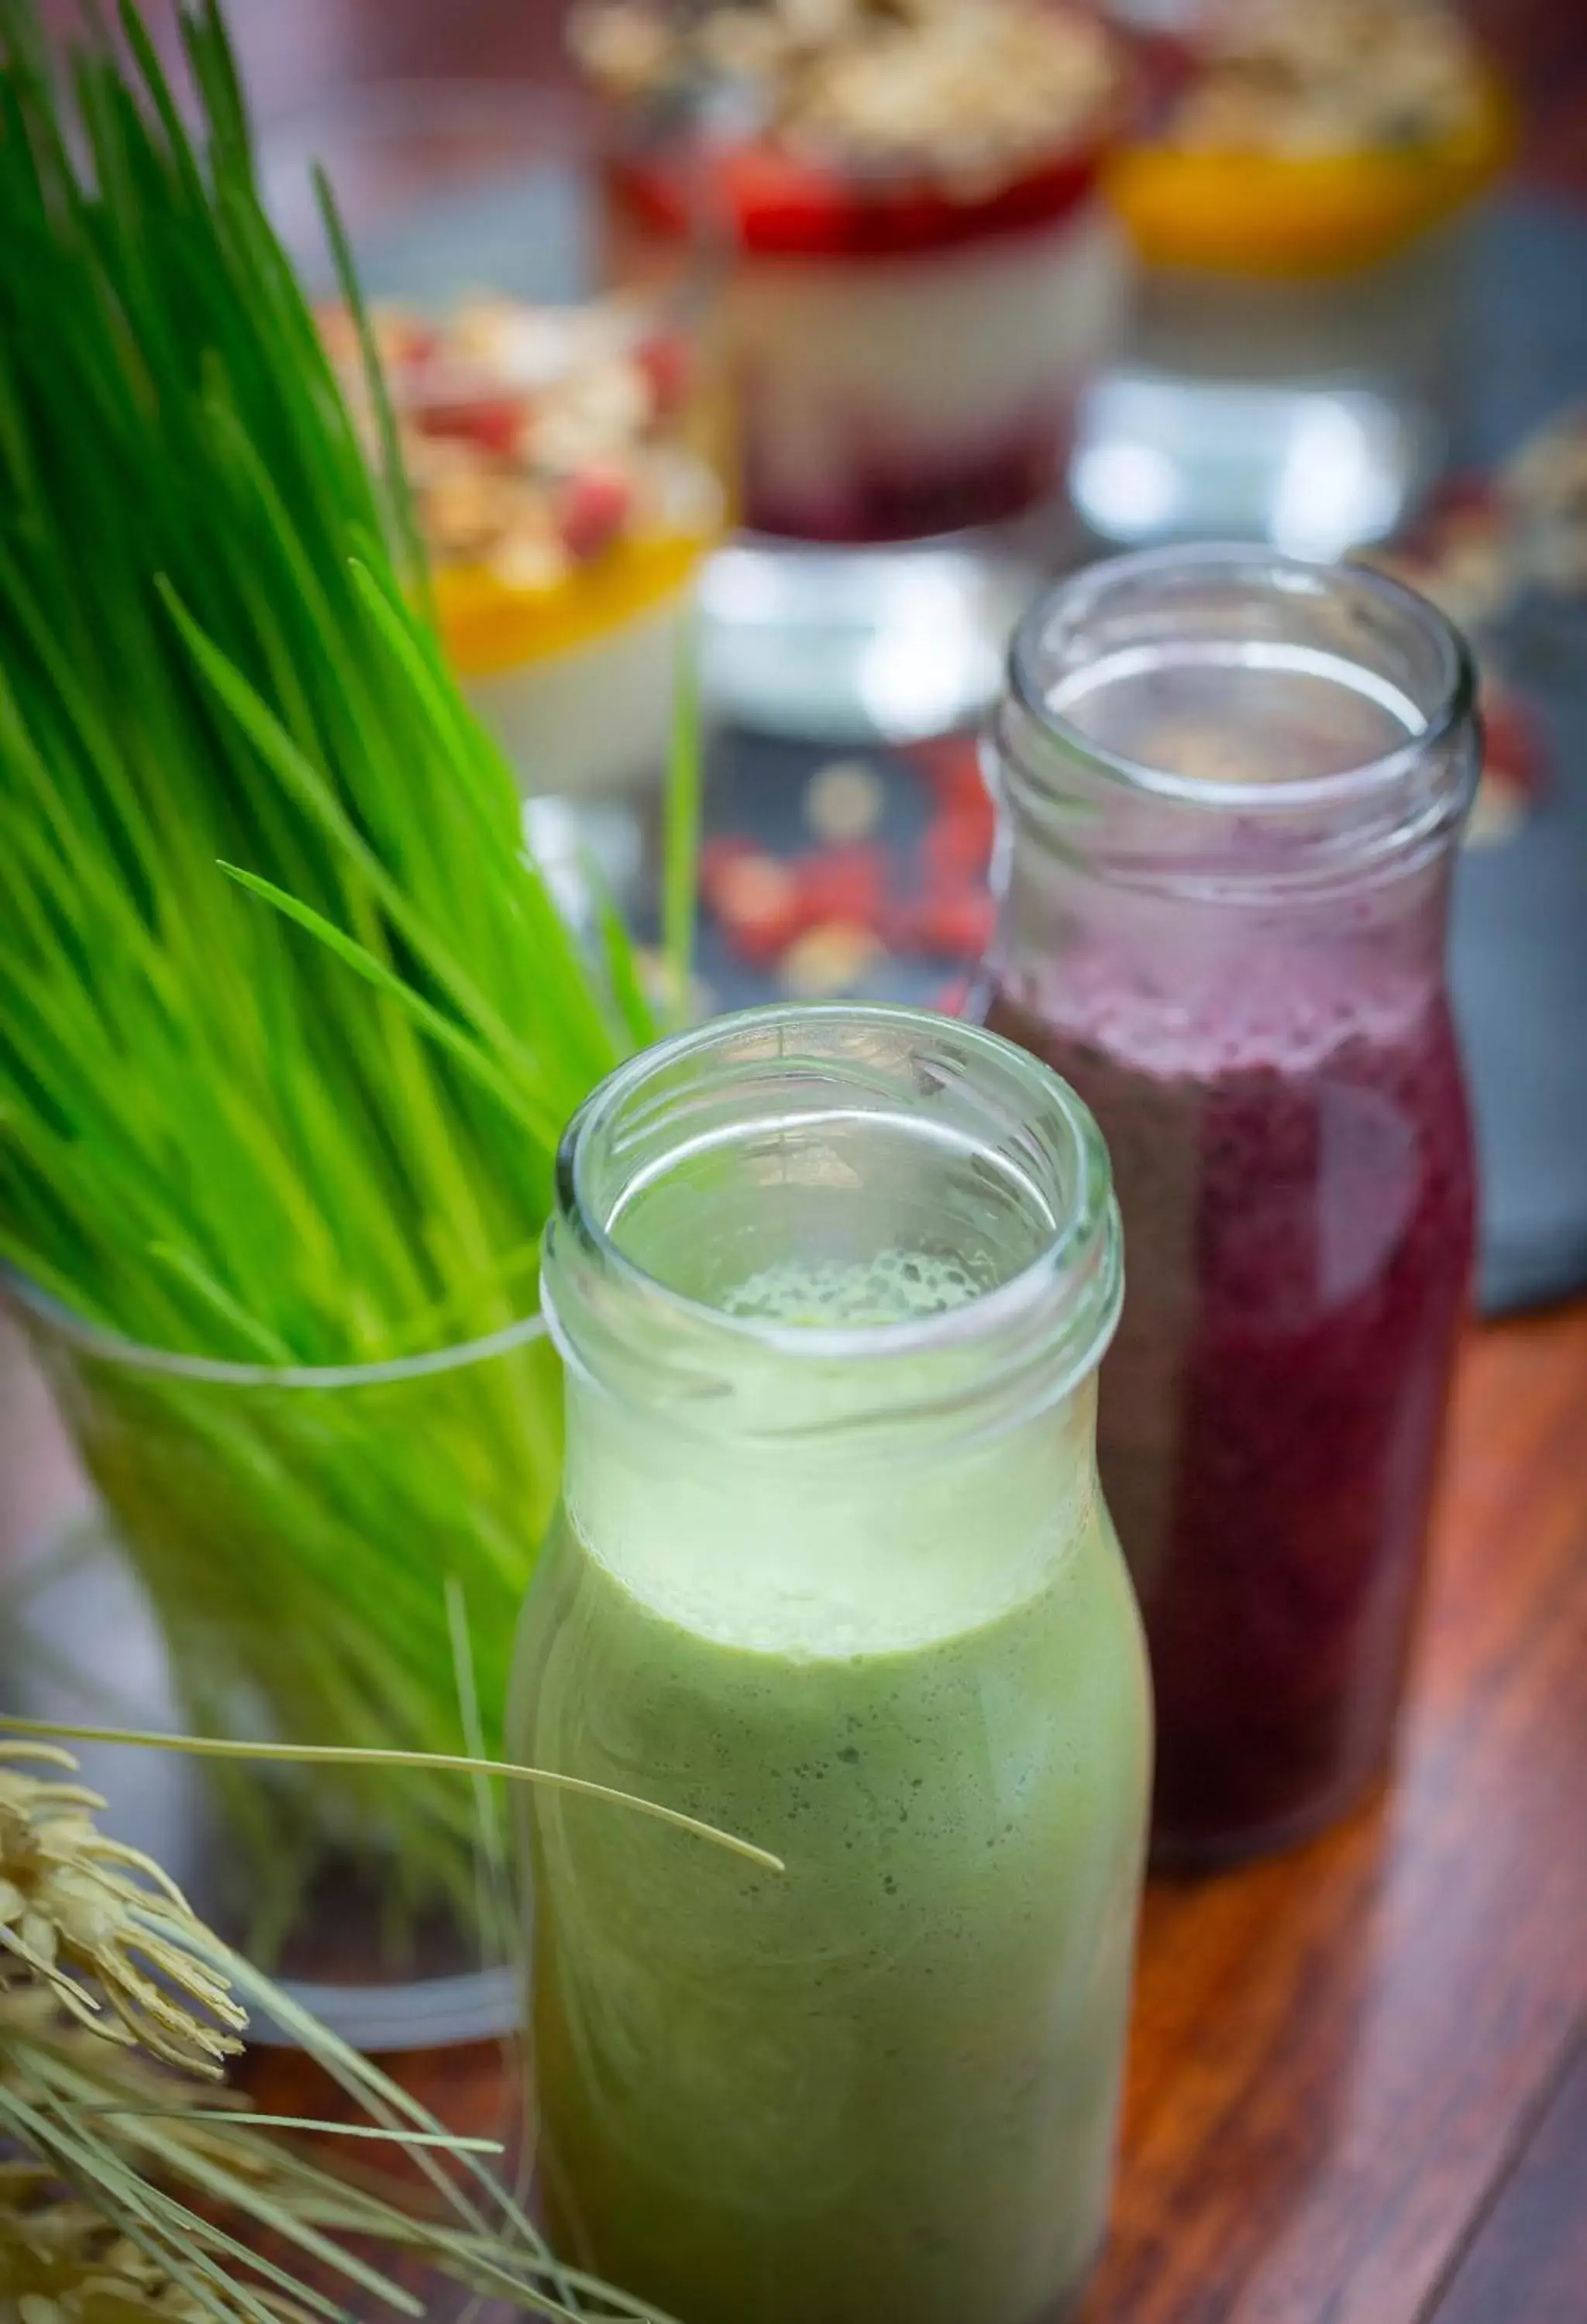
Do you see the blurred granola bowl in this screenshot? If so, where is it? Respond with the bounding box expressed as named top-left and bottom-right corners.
top-left (262, 84), bottom-right (728, 851)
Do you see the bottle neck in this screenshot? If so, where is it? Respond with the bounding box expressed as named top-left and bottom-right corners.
top-left (986, 549), bottom-right (1479, 1054)
top-left (991, 544), bottom-right (1479, 906)
top-left (543, 1006), bottom-right (1121, 1456)
top-left (990, 692), bottom-right (1478, 908)
top-left (989, 772), bottom-right (1463, 1058)
top-left (541, 1006), bottom-right (1124, 1648)
top-left (560, 1361), bottom-right (1103, 1658)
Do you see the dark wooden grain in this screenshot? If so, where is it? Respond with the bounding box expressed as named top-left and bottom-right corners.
top-left (1079, 1303), bottom-right (1587, 2324)
top-left (1427, 2032), bottom-right (1587, 2324)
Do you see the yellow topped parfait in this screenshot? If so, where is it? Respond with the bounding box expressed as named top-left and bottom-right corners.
top-left (435, 529), bottom-right (712, 677)
top-left (1109, 0), bottom-right (1513, 278)
top-left (321, 294), bottom-right (725, 796)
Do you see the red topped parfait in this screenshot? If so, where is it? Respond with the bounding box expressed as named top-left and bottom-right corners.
top-left (579, 0), bottom-right (1130, 545)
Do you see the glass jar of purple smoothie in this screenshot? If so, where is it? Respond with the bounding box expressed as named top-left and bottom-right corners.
top-left (982, 545), bottom-right (1480, 1868)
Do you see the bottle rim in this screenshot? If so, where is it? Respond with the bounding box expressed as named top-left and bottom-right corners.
top-left (1004, 541), bottom-right (1479, 820)
top-left (545, 1003), bottom-right (1122, 1442)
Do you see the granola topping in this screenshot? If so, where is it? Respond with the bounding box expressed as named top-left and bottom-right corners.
top-left (1165, 0), bottom-right (1487, 159)
top-left (320, 294), bottom-right (721, 603)
top-left (575, 0), bottom-right (1120, 184)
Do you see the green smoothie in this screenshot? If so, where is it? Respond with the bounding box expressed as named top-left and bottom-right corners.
top-left (512, 1260), bottom-right (1150, 2324)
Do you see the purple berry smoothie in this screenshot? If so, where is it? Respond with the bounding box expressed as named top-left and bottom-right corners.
top-left (986, 963), bottom-right (1475, 1864)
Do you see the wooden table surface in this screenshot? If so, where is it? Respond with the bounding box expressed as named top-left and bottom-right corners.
top-left (1085, 1304), bottom-right (1587, 2324)
top-left (7, 1298), bottom-right (1583, 2324)
top-left (9, 5), bottom-right (1587, 2320)
top-left (252, 1305), bottom-right (1587, 2324)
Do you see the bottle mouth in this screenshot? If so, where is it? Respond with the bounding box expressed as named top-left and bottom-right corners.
top-left (1000, 542), bottom-right (1479, 822)
top-left (544, 1004), bottom-right (1121, 1442)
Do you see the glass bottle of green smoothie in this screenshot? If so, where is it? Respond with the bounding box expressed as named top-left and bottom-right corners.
top-left (509, 1003), bottom-right (1150, 2324)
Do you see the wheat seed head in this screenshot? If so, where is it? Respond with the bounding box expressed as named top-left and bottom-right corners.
top-left (0, 1747), bottom-right (246, 2078)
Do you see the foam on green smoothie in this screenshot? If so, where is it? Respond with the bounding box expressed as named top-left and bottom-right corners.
top-left (563, 1248), bottom-right (1094, 1666)
top-left (720, 1248), bottom-right (985, 1331)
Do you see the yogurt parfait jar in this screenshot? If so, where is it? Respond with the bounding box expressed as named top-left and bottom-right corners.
top-left (325, 284), bottom-right (725, 804)
top-left (577, 0), bottom-right (1131, 737)
top-left (510, 1003), bottom-right (1150, 2324)
top-left (265, 81), bottom-right (728, 899)
top-left (1074, 0), bottom-right (1513, 555)
top-left (983, 546), bottom-right (1479, 1866)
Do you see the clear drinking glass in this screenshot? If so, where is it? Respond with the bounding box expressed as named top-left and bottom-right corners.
top-left (983, 545), bottom-right (1480, 1866)
top-left (1072, 14), bottom-right (1512, 554)
top-left (2, 1276), bottom-right (559, 2045)
top-left (509, 1004), bottom-right (1150, 2324)
top-left (1071, 233), bottom-right (1475, 556)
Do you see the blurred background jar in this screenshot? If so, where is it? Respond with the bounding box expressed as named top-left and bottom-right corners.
top-left (1073, 0), bottom-right (1514, 558)
top-left (262, 81), bottom-right (729, 906)
top-left (576, 0), bottom-right (1134, 741)
top-left (982, 546), bottom-right (1480, 1866)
